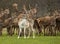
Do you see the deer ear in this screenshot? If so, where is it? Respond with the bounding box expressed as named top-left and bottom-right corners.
top-left (37, 19), bottom-right (40, 23)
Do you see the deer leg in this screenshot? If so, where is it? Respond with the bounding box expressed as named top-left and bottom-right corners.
top-left (27, 28), bottom-right (31, 38)
top-left (24, 27), bottom-right (26, 38)
top-left (18, 28), bottom-right (22, 39)
top-left (32, 27), bottom-right (35, 38)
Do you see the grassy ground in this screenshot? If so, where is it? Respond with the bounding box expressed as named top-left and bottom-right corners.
top-left (0, 28), bottom-right (60, 44)
top-left (0, 35), bottom-right (60, 44)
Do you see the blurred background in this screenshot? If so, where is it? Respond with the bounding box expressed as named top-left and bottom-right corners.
top-left (0, 0), bottom-right (60, 17)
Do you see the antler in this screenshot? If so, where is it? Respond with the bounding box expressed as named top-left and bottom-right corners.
top-left (29, 4), bottom-right (31, 10)
top-left (23, 5), bottom-right (27, 13)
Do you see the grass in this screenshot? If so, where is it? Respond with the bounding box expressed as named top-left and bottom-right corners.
top-left (0, 35), bottom-right (60, 44)
top-left (0, 28), bottom-right (60, 44)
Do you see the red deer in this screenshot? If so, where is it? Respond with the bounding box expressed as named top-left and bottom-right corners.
top-left (37, 15), bottom-right (56, 36)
